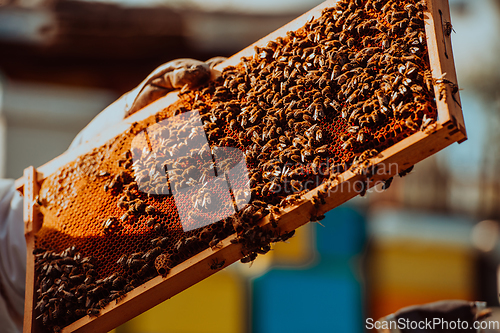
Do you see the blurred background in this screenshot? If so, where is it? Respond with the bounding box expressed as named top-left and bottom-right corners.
top-left (1, 0), bottom-right (500, 332)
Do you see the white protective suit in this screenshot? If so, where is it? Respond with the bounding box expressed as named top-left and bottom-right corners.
top-left (0, 179), bottom-right (26, 333)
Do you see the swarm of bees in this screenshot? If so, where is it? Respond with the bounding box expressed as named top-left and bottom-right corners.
top-left (33, 246), bottom-right (129, 331)
top-left (33, 0), bottom-right (439, 331)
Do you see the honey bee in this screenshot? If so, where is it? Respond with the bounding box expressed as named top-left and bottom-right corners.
top-left (117, 254), bottom-right (128, 269)
top-left (109, 290), bottom-right (126, 303)
top-left (422, 70), bottom-right (433, 92)
top-left (102, 217), bottom-right (120, 233)
top-left (209, 258), bottom-right (226, 270)
top-left (341, 137), bottom-right (354, 150)
top-left (240, 252), bottom-right (258, 264)
top-left (151, 236), bottom-right (170, 248)
top-left (434, 75), bottom-right (460, 106)
top-left (310, 214), bottom-right (326, 226)
top-left (138, 263), bottom-right (154, 278)
top-left (420, 114), bottom-right (434, 131)
top-left (278, 230), bottom-right (295, 242)
top-left (382, 177), bottom-right (393, 190)
top-left (97, 170), bottom-right (110, 178)
top-left (311, 194), bottom-right (324, 211)
top-left (35, 295), bottom-right (49, 312)
top-left (89, 285), bottom-right (105, 298)
top-left (87, 308), bottom-right (100, 317)
top-left (398, 165), bottom-right (414, 178)
top-left (127, 255), bottom-right (145, 271)
top-left (145, 205), bottom-right (156, 215)
top-left (131, 199), bottom-right (145, 213)
top-left (75, 309), bottom-right (87, 317)
top-left (36, 312), bottom-right (49, 325)
top-left (110, 275), bottom-right (126, 289)
top-left (209, 237), bottom-right (223, 250)
top-left (143, 247), bottom-right (162, 262)
top-left (154, 223), bottom-right (164, 233)
top-left (119, 212), bottom-right (130, 224)
top-left (69, 274), bottom-right (84, 284)
top-left (355, 179), bottom-right (368, 197)
top-left (146, 218), bottom-right (156, 228)
top-left (255, 244), bottom-right (271, 255)
top-left (405, 117), bottom-right (419, 131)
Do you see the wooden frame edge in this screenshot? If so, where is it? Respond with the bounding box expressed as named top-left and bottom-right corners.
top-left (23, 166), bottom-right (41, 333)
top-left (424, 0), bottom-right (466, 140)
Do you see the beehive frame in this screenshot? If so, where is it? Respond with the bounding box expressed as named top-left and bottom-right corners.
top-left (18, 0), bottom-right (466, 332)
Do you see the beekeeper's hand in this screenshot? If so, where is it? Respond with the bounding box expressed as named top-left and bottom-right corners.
top-left (69, 56), bottom-right (226, 150)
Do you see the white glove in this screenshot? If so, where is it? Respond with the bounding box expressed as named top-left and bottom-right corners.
top-left (0, 179), bottom-right (26, 333)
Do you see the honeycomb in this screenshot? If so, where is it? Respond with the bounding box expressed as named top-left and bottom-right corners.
top-left (33, 0), bottom-right (437, 331)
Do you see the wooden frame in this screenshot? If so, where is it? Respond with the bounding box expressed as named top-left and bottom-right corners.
top-left (23, 166), bottom-right (42, 333)
top-left (19, 0), bottom-right (466, 332)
